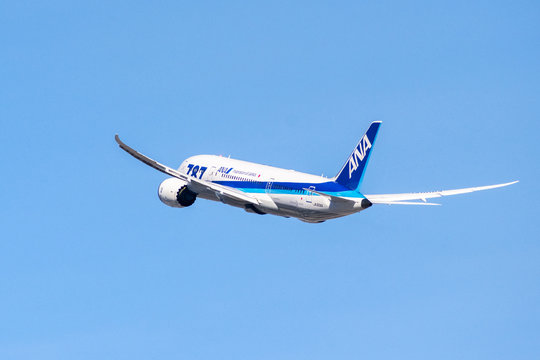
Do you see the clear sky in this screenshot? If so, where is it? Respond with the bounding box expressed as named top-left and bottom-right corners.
top-left (1, 1), bottom-right (539, 359)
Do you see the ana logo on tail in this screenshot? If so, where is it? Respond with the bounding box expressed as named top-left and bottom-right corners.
top-left (334, 121), bottom-right (380, 191)
top-left (348, 135), bottom-right (372, 178)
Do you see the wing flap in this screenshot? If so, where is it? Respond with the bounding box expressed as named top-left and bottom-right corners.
top-left (190, 179), bottom-right (260, 205)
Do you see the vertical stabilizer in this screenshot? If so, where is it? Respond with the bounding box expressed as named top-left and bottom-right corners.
top-left (334, 121), bottom-right (381, 191)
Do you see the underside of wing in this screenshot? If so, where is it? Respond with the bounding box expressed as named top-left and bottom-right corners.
top-left (366, 181), bottom-right (518, 205)
top-left (115, 135), bottom-right (187, 180)
top-left (303, 188), bottom-right (357, 204)
top-left (115, 135), bottom-right (259, 206)
top-left (190, 179), bottom-right (260, 205)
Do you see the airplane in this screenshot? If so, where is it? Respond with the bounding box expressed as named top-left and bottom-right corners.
top-left (115, 121), bottom-right (517, 223)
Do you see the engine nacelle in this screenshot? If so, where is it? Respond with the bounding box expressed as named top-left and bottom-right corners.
top-left (158, 178), bottom-right (197, 208)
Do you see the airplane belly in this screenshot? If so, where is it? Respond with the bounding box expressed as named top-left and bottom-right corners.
top-left (269, 194), bottom-right (333, 222)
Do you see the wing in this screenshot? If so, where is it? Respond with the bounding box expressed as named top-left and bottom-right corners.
top-left (115, 135), bottom-right (187, 180)
top-left (115, 135), bottom-right (259, 206)
top-left (303, 188), bottom-right (356, 204)
top-left (366, 181), bottom-right (518, 205)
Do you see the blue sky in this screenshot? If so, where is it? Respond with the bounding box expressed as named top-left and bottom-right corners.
top-left (1, 1), bottom-right (539, 359)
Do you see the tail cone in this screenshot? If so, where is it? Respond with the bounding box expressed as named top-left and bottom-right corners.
top-left (361, 198), bottom-right (372, 209)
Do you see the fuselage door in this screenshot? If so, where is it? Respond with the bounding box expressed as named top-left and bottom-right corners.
top-left (306, 186), bottom-right (315, 204)
top-left (265, 178), bottom-right (274, 195)
top-left (206, 166), bottom-right (217, 181)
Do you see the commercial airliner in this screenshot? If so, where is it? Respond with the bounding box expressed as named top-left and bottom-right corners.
top-left (116, 122), bottom-right (517, 223)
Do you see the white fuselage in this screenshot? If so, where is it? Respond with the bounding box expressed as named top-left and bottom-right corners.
top-left (118, 120), bottom-right (517, 223)
top-left (160, 155), bottom-right (370, 223)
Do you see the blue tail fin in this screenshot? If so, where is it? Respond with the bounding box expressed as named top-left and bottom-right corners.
top-left (334, 121), bottom-right (381, 191)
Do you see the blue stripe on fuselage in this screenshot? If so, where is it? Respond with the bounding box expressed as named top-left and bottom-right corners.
top-left (213, 180), bottom-right (366, 198)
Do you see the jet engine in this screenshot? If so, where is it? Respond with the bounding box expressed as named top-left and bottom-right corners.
top-left (158, 178), bottom-right (197, 208)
